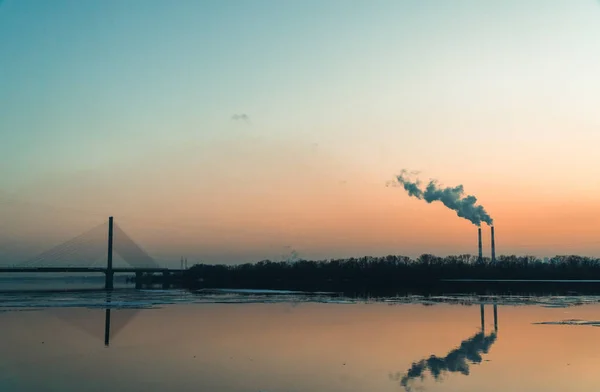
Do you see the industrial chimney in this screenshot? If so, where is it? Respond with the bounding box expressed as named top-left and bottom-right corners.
top-left (491, 226), bottom-right (496, 263)
top-left (478, 227), bottom-right (483, 262)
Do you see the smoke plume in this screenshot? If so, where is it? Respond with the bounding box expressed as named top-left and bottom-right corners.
top-left (389, 169), bottom-right (493, 226)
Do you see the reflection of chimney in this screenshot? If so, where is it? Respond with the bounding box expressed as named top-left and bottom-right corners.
top-left (478, 227), bottom-right (483, 262)
top-left (480, 303), bottom-right (485, 332)
top-left (491, 226), bottom-right (496, 263)
top-left (493, 303), bottom-right (498, 332)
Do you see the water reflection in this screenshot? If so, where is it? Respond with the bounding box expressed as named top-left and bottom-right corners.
top-left (392, 304), bottom-right (498, 391)
top-left (5, 297), bottom-right (600, 391)
top-left (51, 292), bottom-right (139, 347)
top-left (104, 307), bottom-right (111, 346)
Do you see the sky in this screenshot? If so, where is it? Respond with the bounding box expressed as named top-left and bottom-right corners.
top-left (1, 0), bottom-right (600, 266)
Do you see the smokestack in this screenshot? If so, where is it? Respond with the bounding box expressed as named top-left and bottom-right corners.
top-left (491, 226), bottom-right (496, 263)
top-left (478, 227), bottom-right (482, 262)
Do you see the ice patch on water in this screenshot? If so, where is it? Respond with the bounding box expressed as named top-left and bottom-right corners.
top-left (3, 288), bottom-right (600, 311)
top-left (0, 308), bottom-right (42, 313)
top-left (532, 319), bottom-right (600, 327)
top-left (197, 288), bottom-right (337, 295)
top-left (533, 319), bottom-right (600, 327)
top-left (381, 294), bottom-right (600, 308)
top-left (0, 289), bottom-right (198, 311)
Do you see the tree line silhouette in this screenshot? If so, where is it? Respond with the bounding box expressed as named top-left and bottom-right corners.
top-left (182, 254), bottom-right (600, 295)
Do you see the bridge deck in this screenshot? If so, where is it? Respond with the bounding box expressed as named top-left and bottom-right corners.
top-left (0, 268), bottom-right (184, 273)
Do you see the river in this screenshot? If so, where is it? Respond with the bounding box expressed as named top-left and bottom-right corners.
top-left (1, 282), bottom-right (600, 391)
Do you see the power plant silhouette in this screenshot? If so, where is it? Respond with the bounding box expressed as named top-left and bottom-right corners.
top-left (478, 226), bottom-right (496, 262)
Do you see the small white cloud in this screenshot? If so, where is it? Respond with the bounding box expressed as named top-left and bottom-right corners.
top-left (231, 113), bottom-right (250, 122)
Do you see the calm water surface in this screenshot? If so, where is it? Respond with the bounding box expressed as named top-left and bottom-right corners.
top-left (2, 286), bottom-right (600, 392)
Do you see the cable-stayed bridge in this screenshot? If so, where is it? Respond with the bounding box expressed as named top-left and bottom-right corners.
top-left (0, 217), bottom-right (183, 289)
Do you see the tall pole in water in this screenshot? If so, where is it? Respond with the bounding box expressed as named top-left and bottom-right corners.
top-left (105, 216), bottom-right (114, 290)
top-left (478, 227), bottom-right (483, 262)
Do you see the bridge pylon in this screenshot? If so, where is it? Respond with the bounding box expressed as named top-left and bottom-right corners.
top-left (105, 216), bottom-right (114, 290)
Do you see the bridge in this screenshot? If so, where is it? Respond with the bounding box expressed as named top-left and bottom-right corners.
top-left (0, 217), bottom-right (184, 289)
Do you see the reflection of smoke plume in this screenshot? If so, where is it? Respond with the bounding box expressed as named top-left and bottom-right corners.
top-left (389, 169), bottom-right (493, 226)
top-left (391, 331), bottom-right (497, 392)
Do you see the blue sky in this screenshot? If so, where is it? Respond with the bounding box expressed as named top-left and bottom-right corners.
top-left (2, 1), bottom-right (600, 264)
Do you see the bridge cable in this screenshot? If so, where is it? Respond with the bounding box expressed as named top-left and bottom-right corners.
top-left (113, 223), bottom-right (159, 269)
top-left (18, 222), bottom-right (108, 268)
top-left (22, 225), bottom-right (106, 268)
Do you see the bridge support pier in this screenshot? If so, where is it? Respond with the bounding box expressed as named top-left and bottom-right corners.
top-left (135, 271), bottom-right (143, 289)
top-left (105, 271), bottom-right (114, 290)
top-left (162, 271), bottom-right (171, 289)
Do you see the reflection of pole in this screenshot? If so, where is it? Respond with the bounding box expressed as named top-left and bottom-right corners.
top-left (493, 304), bottom-right (498, 332)
top-left (104, 309), bottom-right (111, 346)
top-left (480, 303), bottom-right (485, 332)
top-left (104, 293), bottom-right (111, 347)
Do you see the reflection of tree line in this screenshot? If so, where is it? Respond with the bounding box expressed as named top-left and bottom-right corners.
top-left (391, 304), bottom-right (498, 392)
top-left (184, 255), bottom-right (600, 294)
